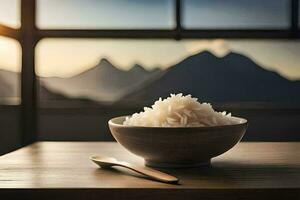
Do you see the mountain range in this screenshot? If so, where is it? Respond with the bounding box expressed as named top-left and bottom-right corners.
top-left (0, 69), bottom-right (19, 97)
top-left (122, 51), bottom-right (300, 104)
top-left (0, 51), bottom-right (300, 105)
top-left (40, 58), bottom-right (162, 103)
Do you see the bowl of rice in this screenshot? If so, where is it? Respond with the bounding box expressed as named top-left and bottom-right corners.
top-left (109, 94), bottom-right (247, 168)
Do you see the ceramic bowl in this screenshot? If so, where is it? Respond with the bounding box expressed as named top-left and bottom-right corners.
top-left (108, 116), bottom-right (247, 168)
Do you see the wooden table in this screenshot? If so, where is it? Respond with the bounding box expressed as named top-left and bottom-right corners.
top-left (0, 142), bottom-right (299, 200)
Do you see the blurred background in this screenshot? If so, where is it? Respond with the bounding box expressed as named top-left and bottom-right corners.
top-left (0, 0), bottom-right (300, 155)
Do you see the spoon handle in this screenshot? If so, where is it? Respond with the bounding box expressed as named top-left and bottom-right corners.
top-left (116, 162), bottom-right (179, 184)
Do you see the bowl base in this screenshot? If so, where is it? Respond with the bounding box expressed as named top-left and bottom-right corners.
top-left (145, 160), bottom-right (211, 168)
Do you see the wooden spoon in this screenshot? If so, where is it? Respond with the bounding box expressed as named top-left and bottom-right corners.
top-left (90, 155), bottom-right (179, 184)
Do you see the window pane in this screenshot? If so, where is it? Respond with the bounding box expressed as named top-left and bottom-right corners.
top-left (0, 36), bottom-right (21, 104)
top-left (183, 0), bottom-right (290, 29)
top-left (0, 36), bottom-right (21, 154)
top-left (0, 0), bottom-right (20, 28)
top-left (36, 39), bottom-right (300, 141)
top-left (36, 0), bottom-right (175, 29)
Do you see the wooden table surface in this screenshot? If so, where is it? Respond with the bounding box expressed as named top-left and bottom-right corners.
top-left (0, 142), bottom-right (299, 200)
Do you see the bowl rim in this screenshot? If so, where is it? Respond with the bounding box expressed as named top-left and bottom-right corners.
top-left (108, 115), bottom-right (248, 129)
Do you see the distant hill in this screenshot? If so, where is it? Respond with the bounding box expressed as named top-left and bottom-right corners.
top-left (0, 69), bottom-right (19, 97)
top-left (122, 51), bottom-right (300, 104)
top-left (0, 69), bottom-right (66, 104)
top-left (40, 58), bottom-right (162, 103)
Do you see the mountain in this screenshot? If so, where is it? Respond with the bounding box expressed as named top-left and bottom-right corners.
top-left (0, 69), bottom-right (19, 97)
top-left (0, 69), bottom-right (67, 104)
top-left (40, 58), bottom-right (162, 103)
top-left (122, 51), bottom-right (300, 104)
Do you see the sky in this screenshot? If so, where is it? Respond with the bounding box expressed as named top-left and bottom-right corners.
top-left (37, 0), bottom-right (175, 29)
top-left (0, 0), bottom-right (300, 80)
top-left (183, 0), bottom-right (290, 29)
top-left (0, 0), bottom-right (294, 29)
top-left (34, 39), bottom-right (300, 80)
top-left (0, 0), bottom-right (20, 28)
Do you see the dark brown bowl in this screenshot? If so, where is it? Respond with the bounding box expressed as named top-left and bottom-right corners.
top-left (108, 116), bottom-right (247, 168)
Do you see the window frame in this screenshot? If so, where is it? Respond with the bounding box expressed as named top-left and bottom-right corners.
top-left (0, 0), bottom-right (299, 145)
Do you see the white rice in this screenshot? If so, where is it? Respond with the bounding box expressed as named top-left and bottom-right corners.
top-left (123, 93), bottom-right (240, 127)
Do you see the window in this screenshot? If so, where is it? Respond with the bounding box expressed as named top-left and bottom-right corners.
top-left (0, 0), bottom-right (300, 145)
top-left (35, 38), bottom-right (300, 141)
top-left (0, 36), bottom-right (21, 154)
top-left (0, 0), bottom-right (21, 155)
